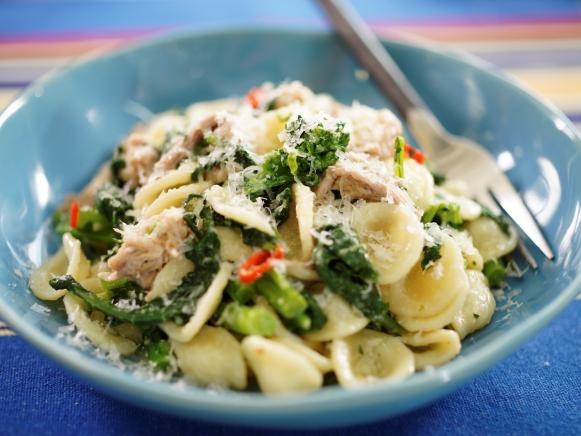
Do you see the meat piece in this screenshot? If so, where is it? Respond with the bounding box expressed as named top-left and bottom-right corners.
top-left (316, 152), bottom-right (390, 202)
top-left (120, 133), bottom-right (159, 188)
top-left (107, 207), bottom-right (191, 288)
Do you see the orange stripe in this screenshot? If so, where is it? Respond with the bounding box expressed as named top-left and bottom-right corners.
top-left (0, 38), bottom-right (129, 59)
top-left (374, 21), bottom-right (581, 42)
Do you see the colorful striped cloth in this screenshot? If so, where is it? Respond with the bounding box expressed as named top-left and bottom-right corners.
top-left (0, 1), bottom-right (579, 434)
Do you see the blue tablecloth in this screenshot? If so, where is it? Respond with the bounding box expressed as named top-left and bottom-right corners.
top-left (0, 1), bottom-right (580, 434)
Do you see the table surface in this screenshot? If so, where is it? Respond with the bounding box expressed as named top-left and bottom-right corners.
top-left (0, 1), bottom-right (580, 435)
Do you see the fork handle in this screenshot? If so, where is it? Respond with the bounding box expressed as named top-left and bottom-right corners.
top-left (316, 0), bottom-right (426, 118)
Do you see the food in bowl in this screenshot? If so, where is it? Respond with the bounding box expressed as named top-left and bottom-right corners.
top-left (29, 81), bottom-right (519, 394)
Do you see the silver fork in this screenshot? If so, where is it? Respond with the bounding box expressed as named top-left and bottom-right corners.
top-left (317, 0), bottom-right (554, 267)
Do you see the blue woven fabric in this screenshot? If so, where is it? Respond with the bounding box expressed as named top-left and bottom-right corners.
top-left (1, 300), bottom-right (579, 435)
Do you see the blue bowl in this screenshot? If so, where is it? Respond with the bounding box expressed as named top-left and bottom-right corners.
top-left (0, 29), bottom-right (579, 429)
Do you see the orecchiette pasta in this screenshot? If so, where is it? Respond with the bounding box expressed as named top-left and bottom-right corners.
top-left (63, 233), bottom-right (91, 281)
top-left (293, 183), bottom-right (315, 261)
top-left (330, 329), bottom-right (414, 388)
top-left (146, 255), bottom-right (194, 302)
top-left (173, 325), bottom-right (247, 389)
top-left (32, 82), bottom-right (520, 395)
top-left (352, 202), bottom-right (424, 285)
top-left (401, 159), bottom-right (435, 210)
top-left (162, 262), bottom-right (233, 342)
top-left (466, 216), bottom-right (519, 261)
top-left (206, 185), bottom-right (275, 235)
top-left (214, 226), bottom-right (253, 262)
top-left (143, 182), bottom-right (208, 218)
top-left (380, 232), bottom-right (469, 331)
top-left (63, 294), bottom-right (138, 356)
top-left (402, 329), bottom-right (461, 369)
top-left (133, 162), bottom-right (195, 209)
top-left (305, 289), bottom-right (369, 342)
top-left (451, 270), bottom-right (496, 339)
top-left (29, 248), bottom-right (68, 300)
top-left (241, 336), bottom-right (323, 394)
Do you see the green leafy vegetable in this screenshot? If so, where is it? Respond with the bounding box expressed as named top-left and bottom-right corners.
top-left (313, 224), bottom-right (402, 335)
top-left (422, 203), bottom-right (463, 228)
top-left (95, 183), bottom-right (134, 227)
top-left (430, 169), bottom-right (446, 186)
top-left (219, 302), bottom-right (277, 336)
top-left (393, 136), bottom-right (405, 178)
top-left (244, 115), bottom-right (348, 225)
top-left (53, 206), bottom-right (118, 260)
top-left (483, 259), bottom-right (507, 287)
top-left (146, 339), bottom-right (172, 370)
top-left (421, 244), bottom-right (442, 270)
top-left (226, 279), bottom-right (256, 304)
top-left (191, 145), bottom-right (256, 182)
top-left (282, 290), bottom-right (327, 334)
top-left (255, 270), bottom-right (308, 320)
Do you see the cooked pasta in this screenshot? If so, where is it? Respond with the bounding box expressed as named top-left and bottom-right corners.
top-left (29, 81), bottom-right (520, 394)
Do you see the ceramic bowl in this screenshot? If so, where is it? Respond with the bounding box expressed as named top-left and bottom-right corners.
top-left (0, 29), bottom-right (579, 428)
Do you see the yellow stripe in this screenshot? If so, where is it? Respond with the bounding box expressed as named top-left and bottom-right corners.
top-left (0, 329), bottom-right (15, 337)
top-left (507, 67), bottom-right (581, 113)
top-left (0, 88), bottom-right (20, 111)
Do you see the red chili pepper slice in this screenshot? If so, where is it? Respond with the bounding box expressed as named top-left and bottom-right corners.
top-left (70, 201), bottom-right (80, 229)
top-left (404, 143), bottom-right (425, 165)
top-left (245, 88), bottom-right (263, 109)
top-left (238, 244), bottom-right (285, 284)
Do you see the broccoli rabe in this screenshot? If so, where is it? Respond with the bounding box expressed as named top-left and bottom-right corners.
top-left (244, 115), bottom-right (348, 224)
top-left (421, 244), bottom-right (442, 270)
top-left (95, 183), bottom-right (134, 228)
top-left (422, 203), bottom-right (463, 229)
top-left (313, 224), bottom-right (402, 335)
top-left (219, 302), bottom-right (277, 336)
top-left (146, 339), bottom-right (172, 371)
top-left (53, 206), bottom-right (118, 260)
top-left (483, 259), bottom-right (507, 287)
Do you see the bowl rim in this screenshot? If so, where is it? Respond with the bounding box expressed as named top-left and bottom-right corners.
top-left (0, 27), bottom-right (579, 420)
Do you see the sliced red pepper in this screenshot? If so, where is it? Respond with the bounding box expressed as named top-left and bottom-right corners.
top-left (69, 201), bottom-right (80, 229)
top-left (404, 143), bottom-right (425, 165)
top-left (245, 87), bottom-right (263, 109)
top-left (238, 244), bottom-right (285, 284)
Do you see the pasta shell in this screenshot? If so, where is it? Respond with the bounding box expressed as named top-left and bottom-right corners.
top-left (444, 227), bottom-right (483, 271)
top-left (254, 296), bottom-right (332, 372)
top-left (434, 186), bottom-right (482, 220)
top-left (254, 110), bottom-right (288, 154)
top-left (214, 226), bottom-right (252, 262)
top-left (330, 329), bottom-right (414, 388)
top-left (241, 336), bottom-right (323, 394)
top-left (305, 289), bottom-right (369, 342)
top-left (401, 159), bottom-right (434, 210)
top-left (173, 325), bottom-right (247, 390)
top-left (402, 329), bottom-right (461, 370)
top-left (162, 262), bottom-right (233, 342)
top-left (352, 202), bottom-right (424, 285)
top-left (63, 294), bottom-right (138, 356)
top-left (206, 185), bottom-right (275, 236)
top-left (29, 248), bottom-right (68, 301)
top-left (146, 256), bottom-right (195, 302)
top-left (466, 216), bottom-right (518, 261)
top-left (63, 233), bottom-right (91, 281)
top-left (142, 182), bottom-right (208, 218)
top-left (381, 232), bottom-right (469, 331)
top-left (451, 270), bottom-right (496, 339)
top-left (293, 183), bottom-right (315, 260)
top-left (133, 162), bottom-right (195, 209)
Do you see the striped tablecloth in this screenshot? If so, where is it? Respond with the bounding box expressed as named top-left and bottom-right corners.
top-left (0, 1), bottom-right (579, 434)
